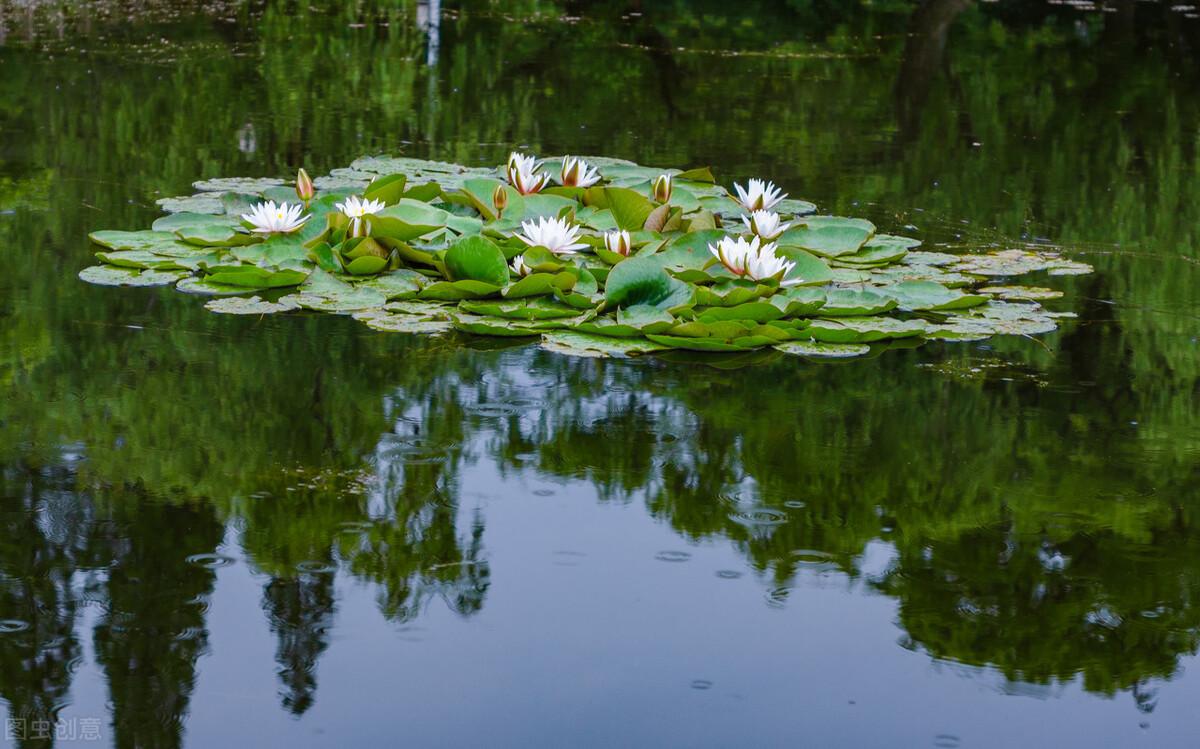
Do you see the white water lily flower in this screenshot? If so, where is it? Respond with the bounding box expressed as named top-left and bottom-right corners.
top-left (604, 229), bottom-right (632, 256)
top-left (518, 216), bottom-right (588, 255)
top-left (511, 254), bottom-right (533, 277)
top-left (336, 195), bottom-right (387, 237)
top-left (733, 178), bottom-right (787, 212)
top-left (709, 235), bottom-right (797, 284)
top-left (742, 210), bottom-right (791, 240)
top-left (559, 156), bottom-right (601, 188)
top-left (242, 200), bottom-right (309, 234)
top-left (506, 151), bottom-right (549, 195)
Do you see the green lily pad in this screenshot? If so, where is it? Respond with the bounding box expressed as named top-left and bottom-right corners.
top-left (778, 217), bottom-right (875, 257)
top-left (419, 280), bottom-right (504, 301)
top-left (156, 194), bottom-right (225, 214)
top-left (94, 250), bottom-right (188, 270)
top-left (540, 331), bottom-right (667, 358)
top-left (884, 280), bottom-right (988, 311)
top-left (819, 288), bottom-right (898, 316)
top-left (204, 296), bottom-right (301, 315)
top-left (807, 317), bottom-right (927, 343)
top-left (205, 266), bottom-right (308, 289)
top-left (192, 177), bottom-right (285, 193)
top-left (604, 257), bottom-right (695, 312)
top-left (775, 340), bottom-right (871, 358)
top-left (151, 213), bottom-right (238, 232)
top-left (78, 266), bottom-right (187, 287)
top-left (353, 309), bottom-right (453, 334)
top-left (605, 187), bottom-right (656, 231)
top-left (980, 285), bottom-right (1064, 301)
top-left (460, 297), bottom-right (582, 321)
top-left (355, 270), bottom-right (426, 300)
top-left (444, 235), bottom-right (510, 286)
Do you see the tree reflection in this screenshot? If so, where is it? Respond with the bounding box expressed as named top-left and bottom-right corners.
top-left (0, 0), bottom-right (1198, 736)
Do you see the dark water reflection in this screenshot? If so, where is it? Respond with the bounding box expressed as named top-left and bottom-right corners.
top-left (1, 1), bottom-right (1199, 746)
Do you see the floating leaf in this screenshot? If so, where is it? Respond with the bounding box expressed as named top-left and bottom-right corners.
top-left (980, 285), bottom-right (1064, 301)
top-left (819, 288), bottom-right (898, 316)
top-left (883, 280), bottom-right (988, 311)
top-left (541, 331), bottom-right (667, 358)
top-left (775, 341), bottom-right (871, 358)
top-left (778, 216), bottom-right (875, 257)
top-left (192, 177), bottom-right (285, 193)
top-left (807, 317), bottom-right (927, 343)
top-left (604, 257), bottom-right (694, 312)
top-left (204, 296), bottom-right (301, 315)
top-left (78, 266), bottom-right (186, 287)
top-left (419, 280), bottom-right (504, 301)
top-left (355, 270), bottom-right (426, 300)
top-left (206, 266), bottom-right (308, 289)
top-left (605, 187), bottom-right (656, 231)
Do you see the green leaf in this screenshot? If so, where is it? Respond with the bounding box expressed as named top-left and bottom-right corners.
top-left (151, 213), bottom-right (237, 232)
top-left (355, 270), bottom-right (426, 300)
top-left (819, 288), bottom-right (898, 316)
top-left (503, 272), bottom-right (576, 299)
top-left (444, 235), bottom-right (510, 285)
top-left (775, 341), bottom-right (871, 358)
top-left (604, 257), bottom-right (694, 312)
top-left (460, 297), bottom-right (582, 320)
top-left (205, 296), bottom-right (301, 315)
top-left (78, 266), bottom-right (187, 287)
top-left (883, 280), bottom-right (988, 311)
top-left (206, 266), bottom-right (308, 289)
top-left (364, 173), bottom-right (407, 205)
top-left (696, 302), bottom-right (785, 324)
top-left (94, 250), bottom-right (187, 270)
top-left (605, 187), bottom-right (656, 231)
top-left (778, 216), bottom-right (875, 257)
top-left (540, 331), bottom-right (667, 358)
top-left (675, 166), bottom-right (715, 183)
top-left (419, 280), bottom-right (504, 301)
top-left (807, 317), bottom-right (927, 343)
top-left (344, 256), bottom-right (390, 275)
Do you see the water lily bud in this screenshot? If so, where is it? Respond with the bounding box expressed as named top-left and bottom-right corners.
top-left (296, 168), bottom-right (314, 203)
top-left (652, 174), bottom-right (673, 204)
top-left (604, 230), bottom-right (632, 257)
top-left (492, 184), bottom-right (509, 216)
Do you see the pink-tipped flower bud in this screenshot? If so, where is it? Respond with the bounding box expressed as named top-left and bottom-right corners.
top-left (296, 168), bottom-right (314, 203)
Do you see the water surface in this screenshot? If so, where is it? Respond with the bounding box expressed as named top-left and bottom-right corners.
top-left (1, 1), bottom-right (1199, 746)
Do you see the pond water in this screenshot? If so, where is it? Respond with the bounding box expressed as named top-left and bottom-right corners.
top-left (1, 1), bottom-right (1199, 746)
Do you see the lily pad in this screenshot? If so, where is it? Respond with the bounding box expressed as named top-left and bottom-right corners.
top-left (883, 280), bottom-right (988, 311)
top-left (541, 331), bottom-right (667, 358)
top-left (807, 317), bottom-right (927, 343)
top-left (78, 266), bottom-right (187, 287)
top-left (204, 296), bottom-right (301, 315)
top-left (778, 217), bottom-right (875, 257)
top-left (775, 341), bottom-right (871, 358)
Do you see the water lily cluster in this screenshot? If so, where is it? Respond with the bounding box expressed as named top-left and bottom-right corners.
top-left (82, 153), bottom-right (1090, 360)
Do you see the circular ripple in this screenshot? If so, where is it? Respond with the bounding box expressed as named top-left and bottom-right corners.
top-left (690, 679), bottom-right (714, 690)
top-left (532, 489), bottom-right (556, 497)
top-left (296, 561), bottom-right (337, 574)
top-left (715, 570), bottom-right (743, 579)
top-left (783, 500), bottom-right (807, 509)
top-left (0, 619), bottom-right (30, 634)
top-left (654, 550), bottom-right (692, 563)
top-left (729, 508), bottom-right (788, 527)
top-left (185, 553), bottom-right (236, 569)
top-left (466, 403), bottom-right (520, 418)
